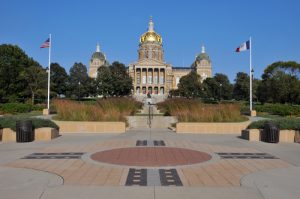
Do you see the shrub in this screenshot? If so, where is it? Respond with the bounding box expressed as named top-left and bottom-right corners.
top-left (157, 98), bottom-right (247, 122)
top-left (0, 115), bottom-right (59, 131)
top-left (254, 104), bottom-right (300, 116)
top-left (53, 98), bottom-right (142, 122)
top-left (0, 103), bottom-right (32, 114)
top-left (247, 118), bottom-right (300, 130)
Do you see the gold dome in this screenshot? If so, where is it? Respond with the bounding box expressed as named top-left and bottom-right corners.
top-left (140, 16), bottom-right (162, 44)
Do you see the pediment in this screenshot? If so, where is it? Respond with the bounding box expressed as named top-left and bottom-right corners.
top-left (132, 58), bottom-right (166, 66)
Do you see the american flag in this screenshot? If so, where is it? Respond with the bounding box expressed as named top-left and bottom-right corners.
top-left (40, 38), bottom-right (50, 48)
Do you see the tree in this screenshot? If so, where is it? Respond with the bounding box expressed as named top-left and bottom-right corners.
top-left (0, 44), bottom-right (38, 102)
top-left (233, 72), bottom-right (249, 100)
top-left (50, 63), bottom-right (68, 97)
top-left (96, 66), bottom-right (113, 97)
top-left (96, 62), bottom-right (132, 97)
top-left (213, 73), bottom-right (233, 100)
top-left (177, 71), bottom-right (203, 98)
top-left (109, 62), bottom-right (132, 96)
top-left (21, 65), bottom-right (47, 105)
top-left (257, 61), bottom-right (300, 104)
top-left (68, 62), bottom-right (90, 99)
top-left (202, 77), bottom-right (219, 99)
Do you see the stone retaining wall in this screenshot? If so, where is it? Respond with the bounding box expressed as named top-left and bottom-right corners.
top-left (53, 121), bottom-right (126, 133)
top-left (176, 121), bottom-right (251, 134)
top-left (241, 129), bottom-right (298, 143)
top-left (1, 128), bottom-right (59, 142)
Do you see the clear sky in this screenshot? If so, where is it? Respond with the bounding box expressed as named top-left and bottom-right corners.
top-left (1, 0), bottom-right (299, 82)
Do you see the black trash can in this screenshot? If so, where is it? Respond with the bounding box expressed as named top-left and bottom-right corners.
top-left (264, 121), bottom-right (280, 143)
top-left (16, 120), bottom-right (34, 142)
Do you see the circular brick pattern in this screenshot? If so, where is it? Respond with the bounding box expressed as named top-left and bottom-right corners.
top-left (90, 147), bottom-right (212, 167)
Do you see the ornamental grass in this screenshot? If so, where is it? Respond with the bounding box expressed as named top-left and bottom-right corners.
top-left (53, 98), bottom-right (142, 122)
top-left (157, 98), bottom-right (247, 122)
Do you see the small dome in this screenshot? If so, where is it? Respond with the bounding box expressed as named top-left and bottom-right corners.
top-left (91, 51), bottom-right (105, 60)
top-left (196, 53), bottom-right (210, 62)
top-left (196, 45), bottom-right (210, 62)
top-left (140, 16), bottom-right (162, 44)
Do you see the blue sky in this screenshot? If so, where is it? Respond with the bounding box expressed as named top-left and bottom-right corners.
top-left (1, 0), bottom-right (299, 82)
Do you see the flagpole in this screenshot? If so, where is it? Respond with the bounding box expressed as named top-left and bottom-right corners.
top-left (249, 37), bottom-right (252, 112)
top-left (47, 34), bottom-right (51, 110)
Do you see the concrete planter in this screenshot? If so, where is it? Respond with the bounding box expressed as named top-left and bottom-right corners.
top-left (242, 129), bottom-right (297, 143)
top-left (241, 129), bottom-right (262, 141)
top-left (176, 121), bottom-right (251, 134)
top-left (1, 128), bottom-right (59, 142)
top-left (2, 128), bottom-right (16, 142)
top-left (35, 128), bottom-right (59, 141)
top-left (53, 120), bottom-right (126, 133)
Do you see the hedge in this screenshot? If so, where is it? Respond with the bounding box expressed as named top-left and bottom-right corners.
top-left (0, 103), bottom-right (46, 114)
top-left (0, 115), bottom-right (59, 131)
top-left (247, 118), bottom-right (300, 130)
top-left (254, 104), bottom-right (300, 116)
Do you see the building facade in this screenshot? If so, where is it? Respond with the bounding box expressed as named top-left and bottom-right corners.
top-left (128, 17), bottom-right (212, 97)
top-left (88, 17), bottom-right (212, 97)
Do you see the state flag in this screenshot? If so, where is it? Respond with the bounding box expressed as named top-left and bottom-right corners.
top-left (236, 40), bottom-right (250, 52)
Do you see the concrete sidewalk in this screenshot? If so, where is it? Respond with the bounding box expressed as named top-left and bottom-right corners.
top-left (0, 128), bottom-right (300, 199)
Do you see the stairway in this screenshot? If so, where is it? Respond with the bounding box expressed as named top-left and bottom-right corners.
top-left (127, 98), bottom-right (177, 129)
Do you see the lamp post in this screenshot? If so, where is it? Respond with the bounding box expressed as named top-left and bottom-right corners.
top-left (219, 83), bottom-right (222, 101)
top-left (78, 81), bottom-right (81, 101)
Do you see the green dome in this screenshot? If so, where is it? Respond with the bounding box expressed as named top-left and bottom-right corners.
top-left (196, 53), bottom-right (210, 62)
top-left (91, 52), bottom-right (105, 60)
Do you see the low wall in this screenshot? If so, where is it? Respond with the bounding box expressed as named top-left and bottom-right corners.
top-left (53, 120), bottom-right (126, 133)
top-left (176, 121), bottom-right (251, 134)
top-left (242, 129), bottom-right (297, 143)
top-left (1, 128), bottom-right (59, 142)
top-left (35, 128), bottom-right (59, 141)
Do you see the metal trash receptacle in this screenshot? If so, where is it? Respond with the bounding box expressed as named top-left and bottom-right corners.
top-left (16, 120), bottom-right (34, 142)
top-left (264, 121), bottom-right (279, 143)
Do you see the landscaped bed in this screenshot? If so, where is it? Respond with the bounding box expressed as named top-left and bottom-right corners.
top-left (51, 98), bottom-right (142, 133)
top-left (242, 118), bottom-right (300, 143)
top-left (0, 115), bottom-right (59, 142)
top-left (157, 98), bottom-right (248, 122)
top-left (157, 98), bottom-right (250, 134)
top-left (53, 98), bottom-right (142, 122)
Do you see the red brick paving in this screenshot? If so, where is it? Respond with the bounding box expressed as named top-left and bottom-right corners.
top-left (90, 147), bottom-right (212, 167)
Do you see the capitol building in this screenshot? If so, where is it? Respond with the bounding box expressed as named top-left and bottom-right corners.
top-left (89, 17), bottom-right (212, 97)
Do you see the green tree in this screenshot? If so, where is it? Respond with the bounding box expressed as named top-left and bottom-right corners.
top-left (21, 65), bottom-right (47, 105)
top-left (95, 62), bottom-right (132, 97)
top-left (0, 44), bottom-right (39, 102)
top-left (233, 72), bottom-right (249, 100)
top-left (96, 66), bottom-right (113, 97)
top-left (257, 61), bottom-right (300, 104)
top-left (202, 77), bottom-right (219, 99)
top-left (177, 71), bottom-right (203, 98)
top-left (69, 62), bottom-right (90, 99)
top-left (109, 62), bottom-right (132, 96)
top-left (50, 63), bottom-right (68, 97)
top-left (213, 73), bottom-right (233, 100)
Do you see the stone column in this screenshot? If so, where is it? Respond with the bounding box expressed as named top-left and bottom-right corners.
top-left (158, 68), bottom-right (160, 85)
top-left (146, 68), bottom-right (148, 94)
top-left (134, 68), bottom-right (136, 94)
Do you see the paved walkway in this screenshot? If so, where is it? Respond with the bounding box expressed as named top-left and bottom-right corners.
top-left (0, 127), bottom-right (300, 199)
